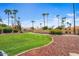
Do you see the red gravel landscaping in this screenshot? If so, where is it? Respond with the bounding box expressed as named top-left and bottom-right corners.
top-left (18, 35), bottom-right (79, 56)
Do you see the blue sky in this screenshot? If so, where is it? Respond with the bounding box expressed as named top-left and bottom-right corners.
top-left (0, 3), bottom-right (79, 28)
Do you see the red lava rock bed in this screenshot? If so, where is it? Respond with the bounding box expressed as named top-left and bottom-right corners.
top-left (18, 35), bottom-right (79, 56)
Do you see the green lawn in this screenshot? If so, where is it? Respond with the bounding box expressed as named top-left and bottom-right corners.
top-left (0, 32), bottom-right (52, 56)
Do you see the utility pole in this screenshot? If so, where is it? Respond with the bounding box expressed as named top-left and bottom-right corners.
top-left (73, 3), bottom-right (76, 34)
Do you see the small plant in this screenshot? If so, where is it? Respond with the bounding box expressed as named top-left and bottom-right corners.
top-left (42, 26), bottom-right (48, 30)
top-left (49, 29), bottom-right (63, 35)
top-left (48, 28), bottom-right (52, 30)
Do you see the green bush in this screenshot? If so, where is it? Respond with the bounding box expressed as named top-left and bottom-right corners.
top-left (3, 27), bottom-right (12, 33)
top-left (48, 28), bottom-right (52, 30)
top-left (42, 26), bottom-right (48, 30)
top-left (0, 24), bottom-right (13, 33)
top-left (13, 29), bottom-right (18, 33)
top-left (56, 26), bottom-right (63, 30)
top-left (0, 26), bottom-right (3, 33)
top-left (49, 29), bottom-right (63, 35)
top-left (0, 29), bottom-right (1, 34)
top-left (31, 27), bottom-right (34, 30)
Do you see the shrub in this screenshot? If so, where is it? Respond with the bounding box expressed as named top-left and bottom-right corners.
top-left (0, 24), bottom-right (13, 33)
top-left (13, 29), bottom-right (18, 33)
top-left (42, 26), bottom-right (48, 30)
top-left (48, 28), bottom-right (52, 30)
top-left (49, 29), bottom-right (63, 35)
top-left (0, 29), bottom-right (1, 34)
top-left (0, 26), bottom-right (3, 33)
top-left (31, 27), bottom-right (34, 30)
top-left (55, 26), bottom-right (63, 30)
top-left (3, 27), bottom-right (12, 33)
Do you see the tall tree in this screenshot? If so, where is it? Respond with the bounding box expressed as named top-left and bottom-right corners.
top-left (42, 13), bottom-right (49, 27)
top-left (4, 9), bottom-right (12, 26)
top-left (67, 22), bottom-right (72, 34)
top-left (67, 22), bottom-right (71, 27)
top-left (31, 20), bottom-right (35, 28)
top-left (45, 13), bottom-right (49, 27)
top-left (61, 17), bottom-right (66, 28)
top-left (42, 13), bottom-right (46, 27)
top-left (40, 23), bottom-right (42, 28)
top-left (11, 16), bottom-right (14, 26)
top-left (11, 16), bottom-right (14, 33)
top-left (73, 3), bottom-right (76, 34)
top-left (16, 19), bottom-right (22, 33)
top-left (12, 10), bottom-right (18, 25)
top-left (0, 18), bottom-right (3, 24)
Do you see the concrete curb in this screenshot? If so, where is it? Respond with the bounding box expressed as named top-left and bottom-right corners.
top-left (69, 53), bottom-right (79, 56)
top-left (15, 36), bottom-right (53, 56)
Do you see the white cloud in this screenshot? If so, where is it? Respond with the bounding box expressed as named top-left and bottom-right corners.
top-left (48, 17), bottom-right (59, 28)
top-left (67, 13), bottom-right (74, 17)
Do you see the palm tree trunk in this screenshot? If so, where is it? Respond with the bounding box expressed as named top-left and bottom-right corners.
top-left (14, 14), bottom-right (16, 25)
top-left (46, 15), bottom-right (48, 27)
top-left (11, 18), bottom-right (14, 33)
top-left (8, 13), bottom-right (9, 26)
top-left (43, 16), bottom-right (45, 27)
top-left (32, 22), bottom-right (34, 28)
top-left (58, 17), bottom-right (59, 27)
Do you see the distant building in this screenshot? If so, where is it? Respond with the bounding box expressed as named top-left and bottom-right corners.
top-left (63, 26), bottom-right (79, 34)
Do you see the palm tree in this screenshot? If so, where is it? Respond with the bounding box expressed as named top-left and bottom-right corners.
top-left (4, 9), bottom-right (12, 26)
top-left (0, 18), bottom-right (3, 24)
top-left (12, 10), bottom-right (18, 25)
top-left (42, 13), bottom-right (49, 27)
top-left (67, 22), bottom-right (71, 27)
top-left (31, 20), bottom-right (35, 29)
top-left (40, 23), bottom-right (42, 28)
top-left (16, 20), bottom-right (22, 33)
top-left (56, 15), bottom-right (60, 27)
top-left (11, 16), bottom-right (14, 26)
top-left (73, 3), bottom-right (76, 34)
top-left (67, 22), bottom-right (72, 34)
top-left (61, 17), bottom-right (66, 28)
top-left (69, 23), bottom-right (72, 30)
top-left (11, 16), bottom-right (15, 33)
top-left (42, 13), bottom-right (46, 27)
top-left (67, 22), bottom-right (69, 26)
top-left (69, 23), bottom-right (71, 27)
top-left (45, 13), bottom-right (49, 27)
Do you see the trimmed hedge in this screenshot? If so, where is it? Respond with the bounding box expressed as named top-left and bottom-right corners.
top-left (3, 27), bottom-right (12, 33)
top-left (49, 29), bottom-right (63, 35)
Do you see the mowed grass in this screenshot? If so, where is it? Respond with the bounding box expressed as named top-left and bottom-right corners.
top-left (0, 32), bottom-right (52, 56)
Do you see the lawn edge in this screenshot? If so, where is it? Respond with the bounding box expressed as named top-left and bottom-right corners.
top-left (15, 35), bottom-right (53, 56)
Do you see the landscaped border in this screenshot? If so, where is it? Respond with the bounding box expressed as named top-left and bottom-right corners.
top-left (16, 35), bottom-right (53, 56)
